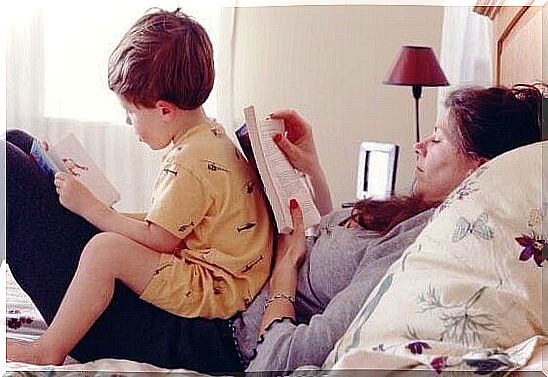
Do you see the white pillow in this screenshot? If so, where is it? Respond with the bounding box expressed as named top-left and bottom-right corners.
top-left (323, 141), bottom-right (547, 374)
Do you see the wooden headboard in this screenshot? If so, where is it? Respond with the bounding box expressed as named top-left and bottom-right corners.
top-left (473, 1), bottom-right (546, 86)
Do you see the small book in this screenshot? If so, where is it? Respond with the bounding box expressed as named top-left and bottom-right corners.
top-left (236, 106), bottom-right (321, 234)
top-left (30, 133), bottom-right (121, 206)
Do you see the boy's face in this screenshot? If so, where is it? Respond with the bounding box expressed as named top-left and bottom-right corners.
top-left (118, 96), bottom-right (172, 150)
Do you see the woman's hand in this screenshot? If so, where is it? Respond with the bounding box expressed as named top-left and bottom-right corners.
top-left (270, 109), bottom-right (334, 215)
top-left (270, 109), bottom-right (321, 176)
top-left (54, 172), bottom-right (102, 217)
top-left (273, 199), bottom-right (307, 270)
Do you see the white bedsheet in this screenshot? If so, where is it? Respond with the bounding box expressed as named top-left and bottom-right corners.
top-left (6, 266), bottom-right (47, 342)
top-left (7, 359), bottom-right (207, 376)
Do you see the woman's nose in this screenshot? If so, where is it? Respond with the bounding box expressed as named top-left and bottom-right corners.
top-left (413, 141), bottom-right (424, 155)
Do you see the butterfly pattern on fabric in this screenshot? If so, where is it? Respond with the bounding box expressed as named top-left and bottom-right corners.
top-left (439, 182), bottom-right (480, 214)
top-left (435, 166), bottom-right (488, 216)
top-left (452, 213), bottom-right (494, 243)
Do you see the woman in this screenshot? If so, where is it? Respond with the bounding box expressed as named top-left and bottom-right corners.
top-left (5, 85), bottom-right (543, 372)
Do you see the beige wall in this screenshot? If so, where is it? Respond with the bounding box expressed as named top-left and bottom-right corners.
top-left (544, 3), bottom-right (548, 82)
top-left (231, 5), bottom-right (444, 206)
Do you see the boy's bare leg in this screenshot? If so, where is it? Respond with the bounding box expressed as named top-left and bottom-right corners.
top-left (7, 232), bottom-right (161, 365)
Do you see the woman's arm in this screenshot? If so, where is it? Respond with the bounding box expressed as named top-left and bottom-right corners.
top-left (259, 199), bottom-right (305, 336)
top-left (306, 165), bottom-right (333, 217)
top-left (250, 263), bottom-right (374, 372)
top-left (248, 208), bottom-right (433, 372)
top-left (250, 250), bottom-right (405, 372)
top-left (253, 199), bottom-right (361, 371)
top-left (271, 110), bottom-right (333, 216)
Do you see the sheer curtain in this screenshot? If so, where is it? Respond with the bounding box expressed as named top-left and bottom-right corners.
top-left (6, 3), bottom-right (232, 211)
top-left (437, 6), bottom-right (493, 120)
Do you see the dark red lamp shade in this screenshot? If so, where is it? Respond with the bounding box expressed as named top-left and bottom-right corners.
top-left (384, 46), bottom-right (449, 87)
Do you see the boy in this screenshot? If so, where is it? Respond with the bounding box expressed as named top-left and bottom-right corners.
top-left (8, 8), bottom-right (273, 365)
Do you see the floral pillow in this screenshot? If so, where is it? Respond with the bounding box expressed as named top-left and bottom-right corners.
top-left (323, 141), bottom-right (547, 374)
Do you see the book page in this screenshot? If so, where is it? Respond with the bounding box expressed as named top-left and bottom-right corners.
top-left (257, 119), bottom-right (321, 232)
top-left (53, 133), bottom-right (120, 206)
top-left (244, 107), bottom-right (286, 232)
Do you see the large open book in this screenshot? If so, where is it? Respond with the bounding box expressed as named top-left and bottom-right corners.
top-left (30, 133), bottom-right (120, 206)
top-left (236, 106), bottom-right (321, 234)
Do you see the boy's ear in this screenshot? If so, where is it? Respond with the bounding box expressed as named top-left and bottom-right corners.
top-left (155, 100), bottom-right (176, 119)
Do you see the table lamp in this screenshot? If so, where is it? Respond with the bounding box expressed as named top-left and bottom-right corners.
top-left (384, 46), bottom-right (449, 143)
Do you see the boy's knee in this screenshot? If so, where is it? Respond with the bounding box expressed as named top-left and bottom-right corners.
top-left (81, 232), bottom-right (121, 263)
top-left (83, 232), bottom-right (119, 251)
top-left (80, 232), bottom-right (131, 275)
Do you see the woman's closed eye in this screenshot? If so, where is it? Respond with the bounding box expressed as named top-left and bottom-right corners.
top-left (431, 126), bottom-right (448, 143)
top-left (430, 132), bottom-right (442, 143)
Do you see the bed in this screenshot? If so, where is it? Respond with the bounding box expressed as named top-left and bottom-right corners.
top-left (5, 2), bottom-right (547, 375)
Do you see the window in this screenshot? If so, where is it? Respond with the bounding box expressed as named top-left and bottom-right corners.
top-left (37, 3), bottom-right (221, 124)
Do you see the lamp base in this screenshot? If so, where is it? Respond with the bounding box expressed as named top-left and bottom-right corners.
top-left (412, 85), bottom-right (422, 100)
top-left (412, 85), bottom-right (422, 143)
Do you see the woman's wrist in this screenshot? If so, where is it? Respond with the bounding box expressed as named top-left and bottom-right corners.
top-left (258, 297), bottom-right (295, 337)
top-left (307, 165), bottom-right (333, 215)
top-left (259, 268), bottom-right (297, 337)
top-left (269, 263), bottom-right (298, 297)
top-left (264, 293), bottom-right (295, 311)
top-left (271, 258), bottom-right (300, 278)
top-left (306, 161), bottom-right (325, 181)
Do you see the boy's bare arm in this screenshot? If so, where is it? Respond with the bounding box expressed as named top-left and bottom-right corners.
top-left (53, 172), bottom-right (180, 252)
top-left (85, 204), bottom-right (181, 253)
top-left (121, 212), bottom-right (147, 221)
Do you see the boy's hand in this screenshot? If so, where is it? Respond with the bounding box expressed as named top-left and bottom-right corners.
top-left (39, 140), bottom-right (49, 152)
top-left (54, 172), bottom-right (102, 217)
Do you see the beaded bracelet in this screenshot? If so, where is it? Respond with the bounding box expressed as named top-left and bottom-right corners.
top-left (263, 293), bottom-right (296, 311)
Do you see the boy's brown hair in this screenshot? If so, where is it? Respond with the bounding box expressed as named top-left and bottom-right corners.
top-left (108, 8), bottom-right (214, 110)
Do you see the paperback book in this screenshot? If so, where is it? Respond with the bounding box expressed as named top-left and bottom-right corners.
top-left (30, 133), bottom-right (120, 206)
top-left (236, 106), bottom-right (321, 234)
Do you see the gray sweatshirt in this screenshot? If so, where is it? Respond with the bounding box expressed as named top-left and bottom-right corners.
top-left (230, 207), bottom-right (434, 373)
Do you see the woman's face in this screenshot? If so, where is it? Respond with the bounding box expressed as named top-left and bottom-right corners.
top-left (413, 112), bottom-right (480, 203)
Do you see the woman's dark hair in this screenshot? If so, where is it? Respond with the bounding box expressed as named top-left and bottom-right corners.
top-left (351, 84), bottom-right (544, 235)
top-left (446, 84), bottom-right (543, 159)
top-left (350, 196), bottom-right (439, 235)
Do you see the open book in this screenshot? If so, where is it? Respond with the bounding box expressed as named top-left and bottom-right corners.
top-left (30, 133), bottom-right (120, 206)
top-left (236, 106), bottom-right (321, 234)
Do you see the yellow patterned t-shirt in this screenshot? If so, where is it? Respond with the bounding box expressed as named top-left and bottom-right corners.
top-left (140, 121), bottom-right (273, 319)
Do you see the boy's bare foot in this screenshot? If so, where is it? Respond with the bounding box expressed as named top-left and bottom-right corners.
top-left (7, 339), bottom-right (65, 365)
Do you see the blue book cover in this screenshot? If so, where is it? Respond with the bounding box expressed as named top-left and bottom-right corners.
top-left (29, 140), bottom-right (66, 180)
